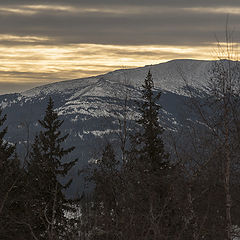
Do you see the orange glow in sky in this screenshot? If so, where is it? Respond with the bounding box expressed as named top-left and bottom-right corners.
top-left (0, 2), bottom-right (240, 93)
top-left (0, 35), bottom-right (217, 85)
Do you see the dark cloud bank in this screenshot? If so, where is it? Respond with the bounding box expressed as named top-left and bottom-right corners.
top-left (1, 0), bottom-right (240, 93)
top-left (1, 0), bottom-right (240, 46)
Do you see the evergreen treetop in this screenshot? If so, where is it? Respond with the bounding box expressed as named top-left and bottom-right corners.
top-left (38, 97), bottom-right (76, 178)
top-left (131, 70), bottom-right (169, 173)
top-left (26, 97), bottom-right (77, 239)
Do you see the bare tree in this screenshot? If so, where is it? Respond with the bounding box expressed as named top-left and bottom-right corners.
top-left (174, 24), bottom-right (240, 239)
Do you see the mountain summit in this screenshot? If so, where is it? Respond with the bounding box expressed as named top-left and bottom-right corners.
top-left (0, 59), bottom-right (217, 196)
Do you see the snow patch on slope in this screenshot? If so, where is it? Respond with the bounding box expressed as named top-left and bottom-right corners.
top-left (21, 59), bottom-right (212, 99)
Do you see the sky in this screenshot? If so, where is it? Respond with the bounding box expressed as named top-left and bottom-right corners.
top-left (1, 0), bottom-right (240, 94)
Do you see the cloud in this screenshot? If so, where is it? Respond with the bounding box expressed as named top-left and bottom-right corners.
top-left (0, 0), bottom-right (240, 94)
top-left (2, 0), bottom-right (240, 8)
top-left (0, 42), bottom-right (217, 86)
top-left (0, 1), bottom-right (240, 46)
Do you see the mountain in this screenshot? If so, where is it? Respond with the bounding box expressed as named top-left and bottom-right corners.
top-left (0, 59), bottom-right (214, 196)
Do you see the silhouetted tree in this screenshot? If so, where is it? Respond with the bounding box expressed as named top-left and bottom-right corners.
top-left (86, 143), bottom-right (121, 239)
top-left (0, 109), bottom-right (27, 239)
top-left (26, 97), bottom-right (77, 239)
top-left (123, 70), bottom-right (180, 239)
top-left (178, 33), bottom-right (240, 238)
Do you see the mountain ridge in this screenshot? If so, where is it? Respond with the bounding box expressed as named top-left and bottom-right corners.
top-left (0, 59), bottom-right (220, 196)
top-left (20, 59), bottom-right (212, 98)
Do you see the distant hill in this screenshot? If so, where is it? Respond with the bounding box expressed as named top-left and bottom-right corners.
top-left (0, 59), bottom-right (217, 197)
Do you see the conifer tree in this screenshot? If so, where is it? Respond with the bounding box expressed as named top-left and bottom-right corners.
top-left (85, 143), bottom-right (121, 239)
top-left (26, 97), bottom-right (77, 239)
top-left (0, 109), bottom-right (16, 211)
top-left (129, 70), bottom-right (169, 174)
top-left (94, 143), bottom-right (119, 211)
top-left (0, 109), bottom-right (26, 239)
top-left (126, 71), bottom-right (178, 239)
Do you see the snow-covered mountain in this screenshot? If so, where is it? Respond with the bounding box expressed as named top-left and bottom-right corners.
top-left (0, 59), bottom-right (215, 196)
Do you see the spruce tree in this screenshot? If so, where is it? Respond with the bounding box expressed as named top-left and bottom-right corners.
top-left (87, 143), bottom-right (120, 239)
top-left (0, 109), bottom-right (26, 239)
top-left (0, 108), bottom-right (15, 234)
top-left (26, 97), bottom-right (77, 239)
top-left (92, 143), bottom-right (119, 210)
top-left (129, 70), bottom-right (169, 173)
top-left (126, 71), bottom-right (178, 239)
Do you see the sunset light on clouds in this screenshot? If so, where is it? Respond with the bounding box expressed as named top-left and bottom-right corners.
top-left (0, 0), bottom-right (240, 94)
